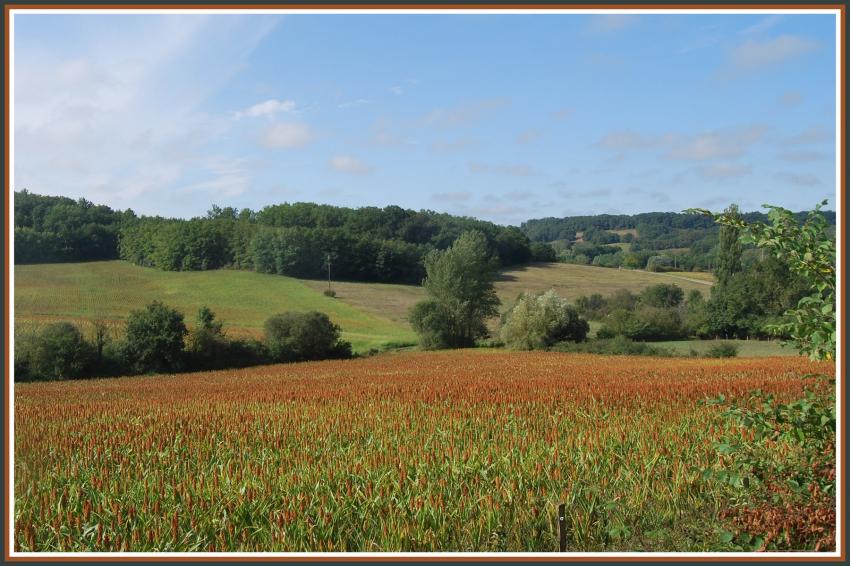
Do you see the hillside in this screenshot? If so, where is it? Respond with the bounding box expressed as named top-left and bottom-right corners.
top-left (14, 261), bottom-right (416, 352)
top-left (16, 261), bottom-right (713, 350)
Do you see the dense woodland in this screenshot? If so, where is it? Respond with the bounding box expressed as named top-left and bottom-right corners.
top-left (521, 210), bottom-right (836, 271)
top-left (14, 191), bottom-right (539, 284)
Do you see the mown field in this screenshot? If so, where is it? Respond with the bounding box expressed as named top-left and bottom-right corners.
top-left (16, 261), bottom-right (712, 352)
top-left (304, 262), bottom-right (713, 327)
top-left (13, 261), bottom-right (416, 352)
top-left (14, 350), bottom-right (831, 552)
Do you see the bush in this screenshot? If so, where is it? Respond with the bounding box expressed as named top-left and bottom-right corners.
top-left (323, 289), bottom-right (337, 298)
top-left (187, 306), bottom-right (228, 370)
top-left (30, 322), bottom-right (94, 380)
top-left (124, 301), bottom-right (188, 374)
top-left (264, 311), bottom-right (352, 363)
top-left (500, 290), bottom-right (589, 350)
top-left (552, 336), bottom-right (673, 357)
top-left (640, 283), bottom-right (684, 308)
top-left (409, 299), bottom-right (460, 350)
top-left (598, 306), bottom-right (686, 341)
top-left (705, 341), bottom-right (740, 358)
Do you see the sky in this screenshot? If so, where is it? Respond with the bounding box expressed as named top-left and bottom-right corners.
top-left (12, 11), bottom-right (838, 226)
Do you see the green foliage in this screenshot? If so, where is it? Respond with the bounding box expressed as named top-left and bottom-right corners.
top-left (500, 290), bottom-right (589, 350)
top-left (29, 322), bottom-right (94, 380)
top-left (552, 335), bottom-right (673, 356)
top-left (704, 342), bottom-right (739, 358)
top-left (124, 301), bottom-right (188, 374)
top-left (693, 201), bottom-right (835, 360)
top-left (598, 306), bottom-right (686, 341)
top-left (640, 283), bottom-right (684, 308)
top-left (13, 190), bottom-right (133, 263)
top-left (410, 231), bottom-right (501, 349)
top-left (264, 311), bottom-right (352, 363)
top-left (703, 386), bottom-right (836, 550)
top-left (714, 204), bottom-right (743, 287)
top-left (529, 241), bottom-right (557, 262)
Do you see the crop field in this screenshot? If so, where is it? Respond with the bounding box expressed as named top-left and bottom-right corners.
top-left (14, 350), bottom-right (832, 552)
top-left (13, 261), bottom-right (416, 352)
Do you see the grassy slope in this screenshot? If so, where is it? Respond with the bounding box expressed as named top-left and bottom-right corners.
top-left (653, 339), bottom-right (800, 357)
top-left (305, 262), bottom-right (712, 326)
top-left (14, 261), bottom-right (416, 352)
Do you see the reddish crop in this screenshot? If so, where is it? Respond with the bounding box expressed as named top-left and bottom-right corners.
top-left (14, 350), bottom-right (832, 552)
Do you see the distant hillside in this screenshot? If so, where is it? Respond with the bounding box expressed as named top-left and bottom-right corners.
top-left (520, 209), bottom-right (836, 272)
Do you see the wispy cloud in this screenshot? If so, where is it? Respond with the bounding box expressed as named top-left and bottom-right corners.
top-left (13, 14), bottom-right (280, 212)
top-left (337, 98), bottom-right (369, 109)
top-left (666, 126), bottom-right (767, 161)
top-left (424, 98), bottom-right (510, 128)
top-left (587, 14), bottom-right (638, 33)
top-left (740, 15), bottom-right (784, 36)
top-left (235, 98), bottom-right (295, 119)
top-left (695, 162), bottom-right (753, 180)
top-left (729, 35), bottom-right (818, 72)
top-left (774, 171), bottom-right (821, 186)
top-left (389, 85), bottom-right (404, 95)
top-left (781, 125), bottom-right (833, 145)
top-left (778, 91), bottom-right (803, 107)
top-left (777, 150), bottom-right (829, 163)
top-left (516, 129), bottom-right (543, 145)
top-left (468, 162), bottom-right (536, 177)
top-left (260, 122), bottom-right (314, 148)
top-left (330, 155), bottom-right (373, 175)
top-left (432, 191), bottom-right (471, 202)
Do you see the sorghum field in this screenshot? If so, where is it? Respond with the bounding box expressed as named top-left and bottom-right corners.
top-left (14, 350), bottom-right (834, 552)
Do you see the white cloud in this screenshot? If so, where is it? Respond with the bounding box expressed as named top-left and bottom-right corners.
top-left (730, 35), bottom-right (818, 71)
top-left (261, 122), bottom-right (314, 148)
top-left (235, 98), bottom-right (296, 119)
top-left (13, 14), bottom-right (280, 214)
top-left (330, 155), bottom-right (373, 175)
top-left (667, 126), bottom-right (766, 161)
top-left (777, 150), bottom-right (829, 163)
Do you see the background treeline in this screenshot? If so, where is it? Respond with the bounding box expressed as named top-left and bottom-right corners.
top-left (15, 191), bottom-right (546, 284)
top-left (14, 190), bottom-right (136, 263)
top-left (521, 210), bottom-right (836, 272)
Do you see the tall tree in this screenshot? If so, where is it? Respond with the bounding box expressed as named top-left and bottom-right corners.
top-left (714, 203), bottom-right (743, 287)
top-left (410, 230), bottom-right (501, 348)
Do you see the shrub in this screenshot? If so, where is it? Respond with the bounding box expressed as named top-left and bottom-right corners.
top-left (409, 299), bottom-right (460, 350)
top-left (500, 290), bottom-right (589, 350)
top-left (264, 311), bottom-right (352, 363)
top-left (552, 336), bottom-right (673, 357)
top-left (705, 341), bottom-right (740, 358)
top-left (598, 306), bottom-right (686, 341)
top-left (323, 289), bottom-right (337, 298)
top-left (640, 283), bottom-right (684, 308)
top-left (187, 306), bottom-right (228, 370)
top-left (124, 301), bottom-right (188, 374)
top-left (30, 322), bottom-right (94, 380)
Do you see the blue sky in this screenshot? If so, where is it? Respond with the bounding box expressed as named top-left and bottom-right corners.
top-left (13, 11), bottom-right (838, 226)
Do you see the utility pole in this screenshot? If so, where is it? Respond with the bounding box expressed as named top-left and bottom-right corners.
top-left (326, 252), bottom-right (332, 291)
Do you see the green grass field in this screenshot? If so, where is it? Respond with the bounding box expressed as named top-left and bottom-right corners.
top-left (15, 261), bottom-right (730, 355)
top-left (653, 339), bottom-right (800, 357)
top-left (14, 261), bottom-right (416, 352)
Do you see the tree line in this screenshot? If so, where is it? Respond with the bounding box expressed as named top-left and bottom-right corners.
top-left (14, 191), bottom-right (552, 284)
top-left (522, 209), bottom-right (835, 272)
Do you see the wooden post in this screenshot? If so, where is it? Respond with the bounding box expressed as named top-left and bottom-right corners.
top-left (558, 503), bottom-right (567, 552)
